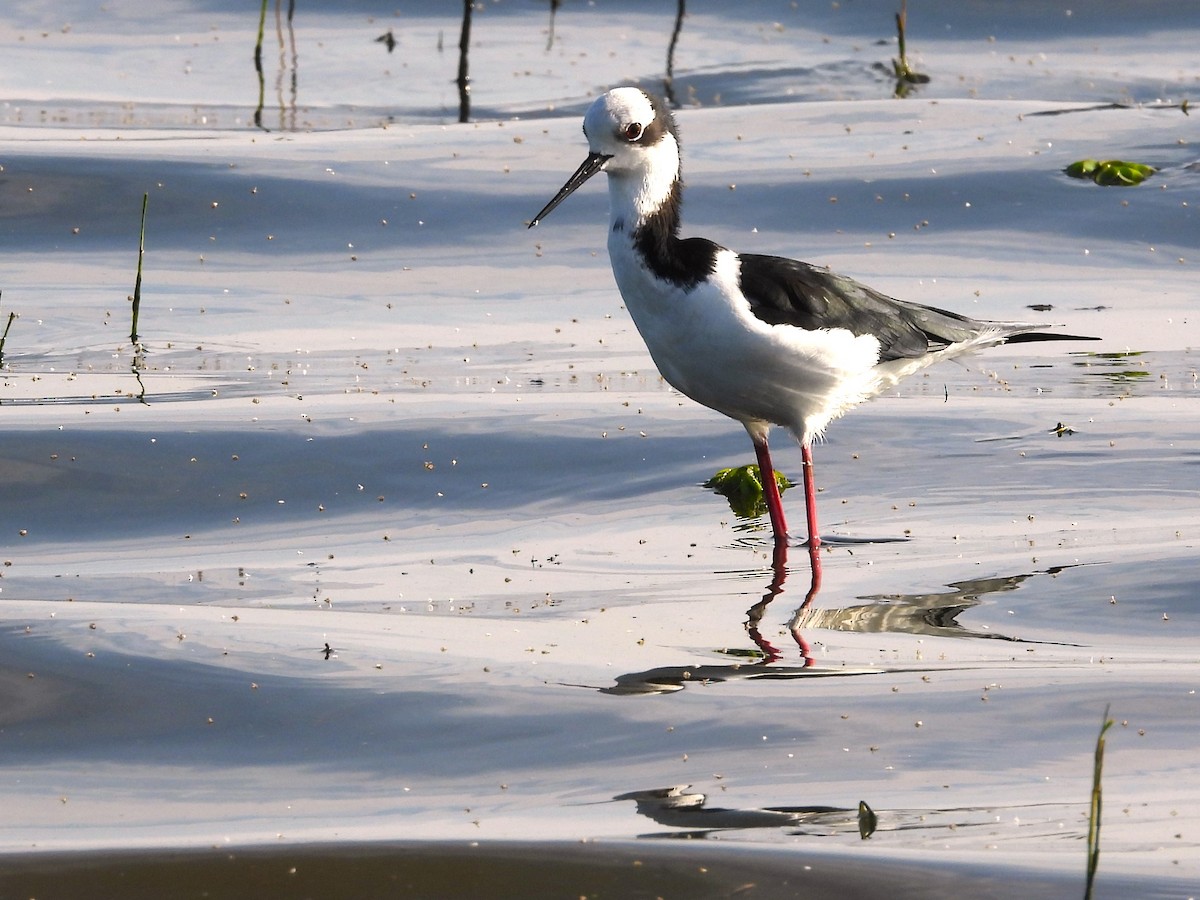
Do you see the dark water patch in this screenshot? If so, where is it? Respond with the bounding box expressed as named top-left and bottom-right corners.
top-left (0, 419), bottom-right (739, 544)
top-left (4, 837), bottom-right (1177, 900)
top-left (0, 143), bottom-right (565, 271)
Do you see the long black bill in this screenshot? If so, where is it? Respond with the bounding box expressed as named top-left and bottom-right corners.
top-left (528, 151), bottom-right (612, 228)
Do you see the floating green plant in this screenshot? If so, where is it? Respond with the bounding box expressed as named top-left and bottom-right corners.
top-left (704, 464), bottom-right (792, 520)
top-left (1085, 705), bottom-right (1114, 900)
top-left (1065, 159), bottom-right (1156, 186)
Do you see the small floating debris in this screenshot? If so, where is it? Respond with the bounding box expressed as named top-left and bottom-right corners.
top-left (375, 29), bottom-right (396, 53)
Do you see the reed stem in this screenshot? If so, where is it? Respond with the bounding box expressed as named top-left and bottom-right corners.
top-left (1084, 704), bottom-right (1114, 899)
top-left (130, 192), bottom-right (148, 345)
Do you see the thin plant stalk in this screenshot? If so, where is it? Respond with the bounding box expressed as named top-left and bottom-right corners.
top-left (1085, 704), bottom-right (1114, 899)
top-left (457, 0), bottom-right (472, 123)
top-left (545, 0), bottom-right (559, 52)
top-left (891, 0), bottom-right (929, 96)
top-left (663, 0), bottom-right (686, 107)
top-left (254, 0), bottom-right (268, 72)
top-left (0, 291), bottom-right (14, 366)
top-left (130, 192), bottom-right (148, 345)
top-left (895, 0), bottom-right (911, 76)
top-left (254, 0), bottom-right (268, 127)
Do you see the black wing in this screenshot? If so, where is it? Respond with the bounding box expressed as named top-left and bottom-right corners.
top-left (738, 254), bottom-right (993, 362)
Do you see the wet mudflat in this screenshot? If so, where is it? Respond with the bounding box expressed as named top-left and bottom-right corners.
top-left (1, 1), bottom-right (1198, 897)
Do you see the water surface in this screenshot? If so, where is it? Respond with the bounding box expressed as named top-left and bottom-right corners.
top-left (1, 1), bottom-right (1198, 896)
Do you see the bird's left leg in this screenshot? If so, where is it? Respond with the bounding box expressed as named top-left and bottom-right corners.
top-left (749, 431), bottom-right (789, 545)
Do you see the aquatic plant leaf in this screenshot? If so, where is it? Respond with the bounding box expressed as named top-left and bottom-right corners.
top-left (1094, 162), bottom-right (1154, 186)
top-left (1065, 159), bottom-right (1156, 186)
top-left (704, 465), bottom-right (791, 520)
top-left (1065, 159), bottom-right (1100, 178)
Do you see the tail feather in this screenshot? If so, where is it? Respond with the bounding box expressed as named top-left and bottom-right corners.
top-left (1003, 331), bottom-right (1100, 344)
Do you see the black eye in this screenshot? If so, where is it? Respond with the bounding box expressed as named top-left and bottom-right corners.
top-left (623, 122), bottom-right (644, 142)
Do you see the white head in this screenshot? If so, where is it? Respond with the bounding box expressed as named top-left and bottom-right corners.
top-left (582, 88), bottom-right (678, 174)
top-left (529, 87), bottom-right (682, 228)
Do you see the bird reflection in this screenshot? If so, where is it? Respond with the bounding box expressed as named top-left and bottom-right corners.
top-left (603, 549), bottom-right (1079, 695)
top-left (745, 540), bottom-right (819, 665)
top-left (794, 564), bottom-right (1082, 644)
top-left (614, 784), bottom-right (1076, 842)
top-left (614, 785), bottom-right (857, 836)
top-left (603, 543), bottom-right (879, 695)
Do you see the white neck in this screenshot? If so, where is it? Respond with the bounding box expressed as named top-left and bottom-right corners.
top-left (605, 134), bottom-right (682, 231)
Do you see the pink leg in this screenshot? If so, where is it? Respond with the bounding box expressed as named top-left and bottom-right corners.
top-left (751, 433), bottom-right (788, 545)
top-left (791, 539), bottom-right (822, 666)
top-left (801, 443), bottom-right (821, 550)
top-left (745, 541), bottom-right (789, 663)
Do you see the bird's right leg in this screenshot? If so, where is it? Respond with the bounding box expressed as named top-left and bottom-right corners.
top-left (800, 443), bottom-right (822, 551)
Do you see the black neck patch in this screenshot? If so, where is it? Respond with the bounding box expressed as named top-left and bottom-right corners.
top-left (631, 180), bottom-right (720, 290)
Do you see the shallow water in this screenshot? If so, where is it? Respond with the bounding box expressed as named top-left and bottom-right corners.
top-left (1, 1), bottom-right (1198, 896)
